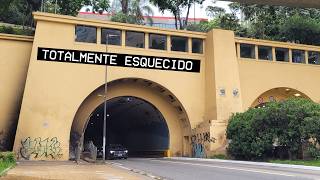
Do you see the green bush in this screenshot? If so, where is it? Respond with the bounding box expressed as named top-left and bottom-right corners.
top-left (110, 12), bottom-right (143, 25)
top-left (0, 152), bottom-right (15, 163)
top-left (0, 25), bottom-right (14, 34)
top-left (226, 98), bottom-right (320, 161)
top-left (0, 25), bottom-right (34, 36)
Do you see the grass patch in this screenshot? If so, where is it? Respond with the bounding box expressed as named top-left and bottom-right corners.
top-left (0, 152), bottom-right (16, 177)
top-left (210, 154), bottom-right (228, 160)
top-left (269, 159), bottom-right (320, 167)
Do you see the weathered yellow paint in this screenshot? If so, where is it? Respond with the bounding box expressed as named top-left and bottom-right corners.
top-left (0, 33), bottom-right (33, 151)
top-left (1, 12), bottom-right (320, 160)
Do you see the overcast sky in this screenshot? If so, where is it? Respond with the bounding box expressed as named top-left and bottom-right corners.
top-left (81, 0), bottom-right (232, 19)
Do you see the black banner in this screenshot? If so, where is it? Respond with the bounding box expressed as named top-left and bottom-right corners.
top-left (37, 47), bottom-right (201, 73)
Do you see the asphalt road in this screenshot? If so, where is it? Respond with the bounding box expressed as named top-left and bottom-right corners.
top-left (109, 158), bottom-right (320, 180)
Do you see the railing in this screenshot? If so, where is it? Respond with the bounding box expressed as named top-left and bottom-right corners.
top-left (235, 37), bottom-right (320, 65)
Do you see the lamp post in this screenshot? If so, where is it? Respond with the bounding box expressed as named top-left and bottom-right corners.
top-left (102, 33), bottom-right (118, 161)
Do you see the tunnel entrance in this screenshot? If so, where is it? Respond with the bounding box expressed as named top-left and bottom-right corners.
top-left (83, 96), bottom-right (169, 159)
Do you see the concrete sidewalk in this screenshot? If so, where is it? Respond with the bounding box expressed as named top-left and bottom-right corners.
top-left (2, 160), bottom-right (151, 180)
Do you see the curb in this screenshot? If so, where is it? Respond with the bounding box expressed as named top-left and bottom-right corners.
top-left (167, 157), bottom-right (320, 171)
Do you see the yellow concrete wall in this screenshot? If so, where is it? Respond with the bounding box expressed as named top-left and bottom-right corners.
top-left (206, 29), bottom-right (243, 154)
top-left (239, 60), bottom-right (320, 109)
top-left (0, 33), bottom-right (33, 151)
top-left (236, 38), bottom-right (320, 109)
top-left (13, 12), bottom-right (207, 160)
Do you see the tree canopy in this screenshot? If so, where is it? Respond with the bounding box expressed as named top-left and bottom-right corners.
top-left (196, 2), bottom-right (320, 45)
top-left (150, 0), bottom-right (205, 30)
top-left (110, 0), bottom-right (154, 25)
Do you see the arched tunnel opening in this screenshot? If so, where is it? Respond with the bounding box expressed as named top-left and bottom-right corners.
top-left (83, 96), bottom-right (169, 159)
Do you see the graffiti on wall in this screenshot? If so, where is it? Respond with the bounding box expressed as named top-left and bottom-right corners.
top-left (191, 132), bottom-right (215, 158)
top-left (20, 137), bottom-right (62, 160)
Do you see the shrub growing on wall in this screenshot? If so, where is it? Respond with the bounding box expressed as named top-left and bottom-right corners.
top-left (226, 98), bottom-right (320, 161)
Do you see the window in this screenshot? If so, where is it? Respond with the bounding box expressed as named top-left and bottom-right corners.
top-left (308, 51), bottom-right (320, 65)
top-left (292, 49), bottom-right (305, 64)
top-left (258, 46), bottom-right (272, 61)
top-left (101, 28), bottom-right (121, 45)
top-left (75, 25), bottom-right (97, 43)
top-left (192, 38), bottom-right (203, 54)
top-left (149, 34), bottom-right (167, 50)
top-left (171, 36), bottom-right (188, 52)
top-left (126, 31), bottom-right (145, 48)
top-left (240, 44), bottom-right (255, 59)
top-left (275, 48), bottom-right (289, 62)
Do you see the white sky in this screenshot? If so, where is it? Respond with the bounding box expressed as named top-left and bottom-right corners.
top-left (81, 0), bottom-right (232, 20)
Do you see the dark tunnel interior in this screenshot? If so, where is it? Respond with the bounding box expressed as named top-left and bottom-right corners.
top-left (84, 96), bottom-right (169, 158)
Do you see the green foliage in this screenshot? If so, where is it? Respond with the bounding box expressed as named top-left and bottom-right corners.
top-left (280, 15), bottom-right (320, 45)
top-left (0, 26), bottom-right (15, 34)
top-left (0, 25), bottom-right (34, 36)
top-left (204, 2), bottom-right (320, 45)
top-left (210, 154), bottom-right (228, 160)
top-left (0, 0), bottom-right (40, 27)
top-left (187, 20), bottom-right (218, 32)
top-left (150, 0), bottom-right (205, 29)
top-left (0, 152), bottom-right (15, 163)
top-left (111, 12), bottom-right (143, 24)
top-left (227, 98), bottom-right (320, 161)
top-left (111, 0), bottom-right (154, 25)
top-left (0, 152), bottom-right (15, 176)
top-left (0, 0), bottom-right (111, 29)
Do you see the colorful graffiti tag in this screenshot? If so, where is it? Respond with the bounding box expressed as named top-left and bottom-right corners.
top-left (191, 132), bottom-right (215, 158)
top-left (20, 137), bottom-right (62, 160)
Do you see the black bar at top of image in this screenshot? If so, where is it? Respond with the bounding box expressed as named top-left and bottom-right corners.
top-left (37, 47), bottom-right (201, 73)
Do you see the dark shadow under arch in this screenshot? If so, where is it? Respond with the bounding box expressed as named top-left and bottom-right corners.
top-left (83, 96), bottom-right (170, 158)
top-left (251, 87), bottom-right (311, 108)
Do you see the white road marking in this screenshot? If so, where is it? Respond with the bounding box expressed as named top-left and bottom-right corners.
top-left (150, 159), bottom-right (296, 177)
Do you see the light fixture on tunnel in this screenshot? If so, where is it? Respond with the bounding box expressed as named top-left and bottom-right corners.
top-left (285, 88), bottom-right (291, 91)
top-left (107, 114), bottom-right (110, 117)
top-left (294, 93), bottom-right (301, 97)
top-left (127, 97), bottom-right (131, 102)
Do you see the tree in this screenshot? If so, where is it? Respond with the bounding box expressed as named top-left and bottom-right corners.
top-left (111, 0), bottom-right (153, 25)
top-left (84, 0), bottom-right (110, 14)
top-left (56, 0), bottom-right (110, 16)
top-left (229, 2), bottom-right (320, 44)
top-left (150, 0), bottom-right (205, 30)
top-left (280, 14), bottom-right (320, 45)
top-left (187, 3), bottom-right (240, 33)
top-left (0, 0), bottom-right (13, 15)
